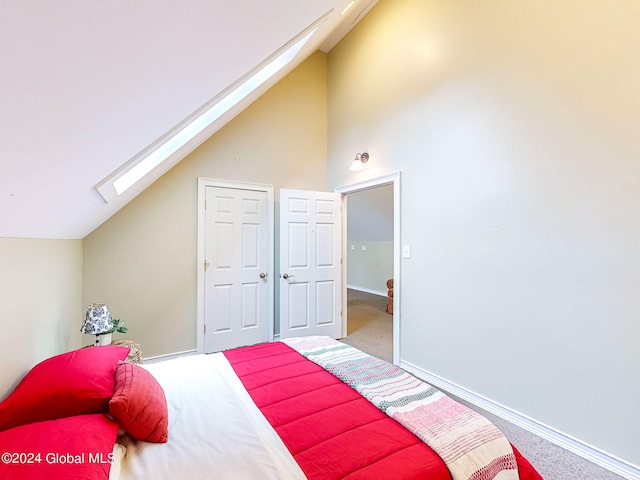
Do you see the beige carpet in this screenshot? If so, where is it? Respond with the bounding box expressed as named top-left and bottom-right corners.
top-left (340, 288), bottom-right (393, 363)
top-left (339, 289), bottom-right (626, 480)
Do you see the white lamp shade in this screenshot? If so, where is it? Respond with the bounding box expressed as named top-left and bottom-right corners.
top-left (349, 158), bottom-right (366, 171)
top-left (81, 303), bottom-right (114, 335)
top-left (349, 152), bottom-right (369, 171)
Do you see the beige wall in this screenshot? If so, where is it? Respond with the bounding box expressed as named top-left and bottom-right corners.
top-left (7, 0), bottom-right (638, 468)
top-left (327, 0), bottom-right (640, 466)
top-left (0, 238), bottom-right (82, 397)
top-left (83, 52), bottom-right (328, 357)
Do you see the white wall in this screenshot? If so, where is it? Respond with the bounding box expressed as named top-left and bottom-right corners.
top-left (347, 241), bottom-right (392, 295)
top-left (0, 238), bottom-right (82, 398)
top-left (327, 0), bottom-right (640, 467)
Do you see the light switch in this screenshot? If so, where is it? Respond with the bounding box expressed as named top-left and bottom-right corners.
top-left (350, 244), bottom-right (355, 250)
top-left (361, 245), bottom-right (367, 251)
top-left (402, 245), bottom-right (411, 258)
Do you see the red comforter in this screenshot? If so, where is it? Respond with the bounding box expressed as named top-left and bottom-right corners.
top-left (224, 342), bottom-right (542, 480)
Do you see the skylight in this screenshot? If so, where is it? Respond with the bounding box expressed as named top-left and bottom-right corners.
top-left (340, 1), bottom-right (355, 16)
top-left (97, 24), bottom-right (320, 202)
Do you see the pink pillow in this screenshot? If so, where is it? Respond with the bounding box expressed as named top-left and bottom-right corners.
top-left (109, 360), bottom-right (168, 443)
top-left (0, 345), bottom-right (130, 432)
top-left (0, 414), bottom-right (119, 479)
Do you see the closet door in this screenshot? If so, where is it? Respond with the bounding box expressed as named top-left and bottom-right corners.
top-left (203, 185), bottom-right (269, 352)
top-left (279, 189), bottom-right (342, 339)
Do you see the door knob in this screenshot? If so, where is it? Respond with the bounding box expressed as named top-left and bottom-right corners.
top-left (282, 273), bottom-right (295, 279)
top-left (259, 273), bottom-right (267, 279)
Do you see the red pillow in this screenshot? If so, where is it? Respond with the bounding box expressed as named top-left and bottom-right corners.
top-left (0, 414), bottom-right (119, 479)
top-left (0, 346), bottom-right (130, 432)
top-left (109, 360), bottom-right (168, 443)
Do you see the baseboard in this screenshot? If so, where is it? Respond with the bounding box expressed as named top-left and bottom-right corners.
top-left (400, 360), bottom-right (640, 480)
top-left (346, 285), bottom-right (387, 297)
top-left (143, 349), bottom-right (198, 364)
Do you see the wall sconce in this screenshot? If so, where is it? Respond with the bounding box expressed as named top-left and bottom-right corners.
top-left (349, 152), bottom-right (369, 171)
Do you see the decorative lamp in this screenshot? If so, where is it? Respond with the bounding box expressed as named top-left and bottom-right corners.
top-left (349, 152), bottom-right (369, 171)
top-left (81, 303), bottom-right (114, 346)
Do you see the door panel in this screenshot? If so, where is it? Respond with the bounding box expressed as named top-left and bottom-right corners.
top-left (316, 223), bottom-right (335, 266)
top-left (204, 186), bottom-right (268, 352)
top-left (241, 283), bottom-right (259, 328)
top-left (242, 224), bottom-right (259, 266)
top-left (288, 283), bottom-right (309, 330)
top-left (279, 189), bottom-right (342, 339)
top-left (211, 285), bottom-right (232, 332)
top-left (289, 223), bottom-right (309, 267)
top-left (316, 281), bottom-right (335, 325)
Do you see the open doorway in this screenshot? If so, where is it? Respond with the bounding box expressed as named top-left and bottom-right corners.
top-left (336, 172), bottom-right (401, 364)
top-left (342, 185), bottom-right (393, 362)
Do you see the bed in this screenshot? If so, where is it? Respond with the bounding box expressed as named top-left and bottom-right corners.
top-left (0, 338), bottom-right (542, 480)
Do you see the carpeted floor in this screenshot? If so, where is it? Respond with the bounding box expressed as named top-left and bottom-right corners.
top-left (341, 288), bottom-right (393, 363)
top-left (340, 289), bottom-right (627, 480)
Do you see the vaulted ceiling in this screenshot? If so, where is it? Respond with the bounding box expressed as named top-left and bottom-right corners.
top-left (0, 0), bottom-right (376, 239)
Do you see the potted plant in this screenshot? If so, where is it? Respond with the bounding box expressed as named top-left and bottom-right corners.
top-left (108, 318), bottom-right (128, 335)
top-left (96, 318), bottom-right (128, 346)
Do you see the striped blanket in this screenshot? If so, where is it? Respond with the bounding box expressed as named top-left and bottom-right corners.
top-left (282, 336), bottom-right (519, 480)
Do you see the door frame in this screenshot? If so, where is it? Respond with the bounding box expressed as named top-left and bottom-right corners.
top-left (196, 177), bottom-right (275, 353)
top-left (335, 171), bottom-right (401, 365)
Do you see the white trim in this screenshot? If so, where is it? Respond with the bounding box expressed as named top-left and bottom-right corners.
top-left (196, 178), bottom-right (275, 354)
top-left (400, 360), bottom-right (640, 480)
top-left (346, 285), bottom-right (387, 297)
top-left (336, 171), bottom-right (401, 365)
top-left (143, 349), bottom-right (198, 364)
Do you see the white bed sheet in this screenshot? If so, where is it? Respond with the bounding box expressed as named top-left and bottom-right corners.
top-left (118, 353), bottom-right (306, 480)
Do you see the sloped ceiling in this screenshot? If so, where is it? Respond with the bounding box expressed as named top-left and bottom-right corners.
top-left (0, 0), bottom-right (376, 239)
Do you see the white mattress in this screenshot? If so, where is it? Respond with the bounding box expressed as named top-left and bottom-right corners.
top-left (118, 353), bottom-right (306, 480)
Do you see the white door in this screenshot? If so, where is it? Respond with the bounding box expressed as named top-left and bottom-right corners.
top-left (279, 189), bottom-right (342, 339)
top-left (204, 186), bottom-right (269, 352)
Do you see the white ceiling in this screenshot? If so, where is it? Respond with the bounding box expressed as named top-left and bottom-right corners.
top-left (0, 0), bottom-right (377, 239)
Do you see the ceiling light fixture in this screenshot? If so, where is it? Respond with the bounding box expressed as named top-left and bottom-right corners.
top-left (349, 152), bottom-right (369, 171)
top-left (95, 17), bottom-right (327, 203)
